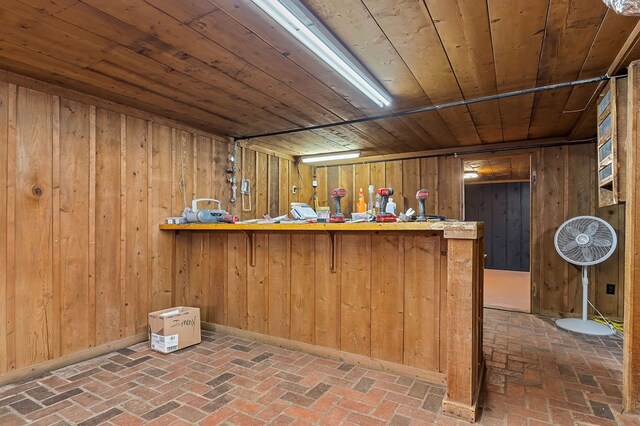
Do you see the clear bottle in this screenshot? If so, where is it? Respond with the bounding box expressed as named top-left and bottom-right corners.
top-left (385, 197), bottom-right (396, 215)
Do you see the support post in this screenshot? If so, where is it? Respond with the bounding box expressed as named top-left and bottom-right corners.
top-left (442, 235), bottom-right (484, 422)
top-left (624, 60), bottom-right (640, 413)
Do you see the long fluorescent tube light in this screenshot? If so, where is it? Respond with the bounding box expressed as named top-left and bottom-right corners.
top-left (251, 0), bottom-right (391, 108)
top-left (464, 172), bottom-right (479, 179)
top-left (301, 150), bottom-right (361, 164)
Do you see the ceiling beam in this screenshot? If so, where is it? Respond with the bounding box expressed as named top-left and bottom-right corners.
top-left (309, 137), bottom-right (593, 167)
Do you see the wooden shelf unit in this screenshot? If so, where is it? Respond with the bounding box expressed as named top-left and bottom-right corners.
top-left (597, 77), bottom-right (628, 207)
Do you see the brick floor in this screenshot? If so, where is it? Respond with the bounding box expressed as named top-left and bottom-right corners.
top-left (1, 309), bottom-right (640, 425)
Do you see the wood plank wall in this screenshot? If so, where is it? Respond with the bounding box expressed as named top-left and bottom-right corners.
top-left (317, 143), bottom-right (624, 319)
top-left (0, 79), bottom-right (307, 376)
top-left (174, 231), bottom-right (449, 376)
top-left (531, 144), bottom-right (625, 319)
top-left (315, 156), bottom-right (463, 219)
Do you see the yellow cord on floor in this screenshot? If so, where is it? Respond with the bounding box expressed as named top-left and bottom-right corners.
top-left (593, 316), bottom-right (624, 331)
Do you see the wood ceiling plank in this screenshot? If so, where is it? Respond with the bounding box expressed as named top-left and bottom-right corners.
top-left (17, 0), bottom-right (80, 15)
top-left (488, 0), bottom-right (548, 141)
top-left (54, 1), bottom-right (150, 46)
top-left (8, 1), bottom-right (307, 133)
top-left (560, 10), bottom-right (638, 137)
top-left (345, 0), bottom-right (483, 145)
top-left (43, 1), bottom-right (351, 134)
top-left (185, 5), bottom-right (433, 151)
top-left (87, 59), bottom-right (295, 131)
top-left (464, 153), bottom-right (530, 182)
top-left (207, 0), bottom-right (384, 113)
top-left (0, 3), bottom-right (107, 68)
top-left (78, 0), bottom-right (352, 130)
top-left (314, 127), bottom-right (393, 156)
top-left (423, 0), bottom-right (507, 145)
top-left (303, 0), bottom-right (425, 105)
top-left (348, 122), bottom-right (416, 153)
top-left (0, 43), bottom-right (245, 134)
top-left (300, 0), bottom-right (460, 145)
top-left (142, 0), bottom-right (215, 23)
top-left (82, 0), bottom-right (421, 152)
top-left (568, 102), bottom-right (597, 141)
top-left (0, 32), bottom-right (268, 134)
top-left (188, 7), bottom-right (369, 118)
top-left (209, 0), bottom-right (449, 151)
top-left (528, 0), bottom-right (607, 138)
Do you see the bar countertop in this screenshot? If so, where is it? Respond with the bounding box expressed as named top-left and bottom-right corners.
top-left (160, 220), bottom-right (483, 239)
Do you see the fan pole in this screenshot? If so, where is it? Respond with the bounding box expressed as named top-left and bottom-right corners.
top-left (582, 266), bottom-right (588, 322)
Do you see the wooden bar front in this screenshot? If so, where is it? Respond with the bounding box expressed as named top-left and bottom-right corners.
top-left (161, 222), bottom-right (484, 422)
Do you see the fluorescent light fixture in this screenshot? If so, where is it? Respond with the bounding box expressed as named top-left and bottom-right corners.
top-left (301, 150), bottom-right (360, 164)
top-left (251, 0), bottom-right (391, 108)
top-left (464, 172), bottom-right (479, 179)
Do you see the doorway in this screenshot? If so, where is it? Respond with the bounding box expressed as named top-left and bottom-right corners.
top-left (464, 153), bottom-right (532, 313)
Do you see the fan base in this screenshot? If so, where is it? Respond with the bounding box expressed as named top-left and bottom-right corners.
top-left (555, 318), bottom-right (614, 336)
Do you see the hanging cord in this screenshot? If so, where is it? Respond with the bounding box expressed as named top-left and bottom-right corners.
top-left (179, 137), bottom-right (187, 210)
top-left (311, 167), bottom-right (318, 210)
top-left (588, 299), bottom-right (624, 339)
top-left (228, 141), bottom-right (238, 203)
top-left (296, 160), bottom-right (305, 189)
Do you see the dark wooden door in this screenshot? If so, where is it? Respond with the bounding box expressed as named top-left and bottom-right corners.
top-left (465, 182), bottom-right (530, 271)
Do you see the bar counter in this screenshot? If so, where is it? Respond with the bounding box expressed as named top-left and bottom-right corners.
top-left (160, 221), bottom-right (484, 421)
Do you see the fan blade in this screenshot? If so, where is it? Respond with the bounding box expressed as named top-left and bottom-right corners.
top-left (585, 222), bottom-right (599, 236)
top-left (591, 237), bottom-right (612, 247)
top-left (566, 225), bottom-right (580, 237)
top-left (582, 247), bottom-right (594, 263)
top-left (562, 241), bottom-right (578, 251)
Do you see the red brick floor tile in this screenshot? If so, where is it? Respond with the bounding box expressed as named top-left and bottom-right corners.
top-left (394, 405), bottom-right (437, 424)
top-left (200, 406), bottom-right (236, 425)
top-left (257, 400), bottom-right (289, 421)
top-left (346, 411), bottom-right (386, 425)
top-left (526, 393), bottom-right (549, 412)
top-left (0, 413), bottom-right (27, 425)
top-left (57, 403), bottom-right (94, 422)
top-left (110, 412), bottom-right (146, 426)
top-left (320, 406), bottom-right (350, 424)
top-left (25, 415), bottom-right (64, 425)
top-left (283, 405), bottom-right (323, 422)
top-left (372, 399), bottom-right (398, 420)
top-left (227, 411), bottom-right (265, 425)
top-left (311, 392), bottom-right (340, 412)
top-left (359, 387), bottom-right (387, 407)
top-left (338, 397), bottom-right (374, 415)
top-left (172, 404), bottom-right (207, 423)
top-left (270, 413), bottom-right (295, 424)
top-left (145, 413), bottom-right (178, 425)
top-left (229, 398), bottom-right (263, 416)
top-left (176, 392), bottom-right (209, 409)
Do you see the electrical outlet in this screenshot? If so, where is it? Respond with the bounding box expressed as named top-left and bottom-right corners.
top-left (292, 185), bottom-right (298, 194)
top-left (606, 283), bottom-right (616, 295)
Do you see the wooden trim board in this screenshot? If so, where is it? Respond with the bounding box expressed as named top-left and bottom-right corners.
top-left (160, 221), bottom-right (483, 239)
top-left (0, 333), bottom-right (147, 387)
top-left (624, 60), bottom-right (640, 414)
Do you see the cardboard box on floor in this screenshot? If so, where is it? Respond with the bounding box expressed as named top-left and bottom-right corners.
top-left (148, 307), bottom-right (201, 354)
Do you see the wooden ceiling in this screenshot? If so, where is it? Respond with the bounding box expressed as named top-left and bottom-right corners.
top-left (464, 153), bottom-right (531, 183)
top-left (0, 0), bottom-right (638, 157)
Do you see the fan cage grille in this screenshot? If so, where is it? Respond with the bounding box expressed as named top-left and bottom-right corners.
top-left (554, 216), bottom-right (617, 266)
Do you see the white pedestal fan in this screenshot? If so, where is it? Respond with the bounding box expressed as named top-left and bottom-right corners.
top-left (554, 215), bottom-right (617, 336)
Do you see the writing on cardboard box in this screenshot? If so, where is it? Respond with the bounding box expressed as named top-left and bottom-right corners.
top-left (171, 315), bottom-right (197, 329)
